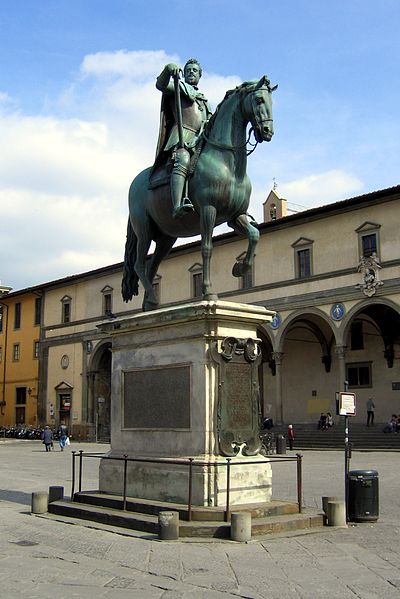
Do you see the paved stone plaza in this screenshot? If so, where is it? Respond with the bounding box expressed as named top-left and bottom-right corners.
top-left (1, 439), bottom-right (400, 598)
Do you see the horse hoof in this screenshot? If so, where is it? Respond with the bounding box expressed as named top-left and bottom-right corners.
top-left (202, 293), bottom-right (218, 302)
top-left (232, 261), bottom-right (248, 277)
top-left (142, 300), bottom-right (159, 312)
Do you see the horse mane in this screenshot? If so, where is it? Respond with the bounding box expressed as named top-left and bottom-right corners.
top-left (204, 80), bottom-right (258, 136)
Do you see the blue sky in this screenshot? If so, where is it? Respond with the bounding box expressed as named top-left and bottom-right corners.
top-left (1, 0), bottom-right (399, 290)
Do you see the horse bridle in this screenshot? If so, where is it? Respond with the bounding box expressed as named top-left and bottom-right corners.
top-left (201, 85), bottom-right (272, 155)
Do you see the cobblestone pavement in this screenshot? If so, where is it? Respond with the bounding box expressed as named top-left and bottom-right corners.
top-left (1, 440), bottom-right (400, 598)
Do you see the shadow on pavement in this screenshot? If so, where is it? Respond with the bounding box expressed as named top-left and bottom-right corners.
top-left (0, 489), bottom-right (32, 505)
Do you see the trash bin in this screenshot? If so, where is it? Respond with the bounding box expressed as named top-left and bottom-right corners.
top-left (276, 434), bottom-right (286, 454)
top-left (348, 470), bottom-right (379, 522)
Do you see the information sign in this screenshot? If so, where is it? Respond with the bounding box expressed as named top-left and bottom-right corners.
top-left (338, 392), bottom-right (356, 416)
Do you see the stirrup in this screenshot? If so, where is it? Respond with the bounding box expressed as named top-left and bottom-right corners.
top-left (181, 197), bottom-right (194, 209)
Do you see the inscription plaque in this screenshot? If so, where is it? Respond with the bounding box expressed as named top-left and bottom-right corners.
top-left (224, 363), bottom-right (252, 429)
top-left (212, 337), bottom-right (262, 456)
top-left (123, 365), bottom-right (190, 429)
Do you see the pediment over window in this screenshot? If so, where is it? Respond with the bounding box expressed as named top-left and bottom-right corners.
top-left (355, 222), bottom-right (381, 233)
top-left (291, 237), bottom-right (314, 248)
top-left (55, 381), bottom-right (73, 391)
top-left (101, 285), bottom-right (114, 294)
top-left (60, 295), bottom-right (72, 302)
top-left (189, 262), bottom-right (203, 273)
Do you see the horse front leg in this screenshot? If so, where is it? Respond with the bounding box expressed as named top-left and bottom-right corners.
top-left (228, 214), bottom-right (260, 277)
top-left (200, 205), bottom-right (218, 300)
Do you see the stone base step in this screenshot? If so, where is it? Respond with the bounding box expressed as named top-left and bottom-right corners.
top-left (71, 491), bottom-right (299, 521)
top-left (48, 494), bottom-right (323, 538)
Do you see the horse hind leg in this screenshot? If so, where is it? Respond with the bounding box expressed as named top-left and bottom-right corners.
top-left (228, 214), bottom-right (260, 277)
top-left (131, 220), bottom-right (158, 312)
top-left (144, 234), bottom-right (177, 310)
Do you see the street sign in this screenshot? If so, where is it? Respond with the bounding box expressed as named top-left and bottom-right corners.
top-left (338, 392), bottom-right (356, 416)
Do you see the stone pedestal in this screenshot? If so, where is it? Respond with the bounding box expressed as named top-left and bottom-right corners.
top-left (98, 300), bottom-right (274, 506)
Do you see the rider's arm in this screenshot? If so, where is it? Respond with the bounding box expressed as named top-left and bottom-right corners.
top-left (156, 63), bottom-right (180, 93)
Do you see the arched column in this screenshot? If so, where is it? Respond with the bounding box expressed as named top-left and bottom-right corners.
top-left (272, 351), bottom-right (284, 424)
top-left (334, 345), bottom-right (348, 391)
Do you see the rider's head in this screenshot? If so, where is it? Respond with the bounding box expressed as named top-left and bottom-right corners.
top-left (184, 58), bottom-right (202, 86)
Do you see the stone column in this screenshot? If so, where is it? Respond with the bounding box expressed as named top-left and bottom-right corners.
top-left (335, 345), bottom-right (348, 390)
top-left (272, 352), bottom-right (284, 424)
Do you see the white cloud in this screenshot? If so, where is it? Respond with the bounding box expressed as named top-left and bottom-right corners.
top-left (81, 50), bottom-right (180, 80)
top-left (0, 50), bottom-right (243, 290)
top-left (278, 170), bottom-right (364, 210)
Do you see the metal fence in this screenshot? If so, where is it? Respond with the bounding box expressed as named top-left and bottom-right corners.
top-left (71, 450), bottom-right (303, 521)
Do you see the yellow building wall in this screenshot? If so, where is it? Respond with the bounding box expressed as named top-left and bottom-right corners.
top-left (0, 294), bottom-right (40, 427)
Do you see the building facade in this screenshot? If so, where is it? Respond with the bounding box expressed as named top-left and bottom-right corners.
top-left (0, 290), bottom-right (42, 427)
top-left (2, 185), bottom-right (400, 435)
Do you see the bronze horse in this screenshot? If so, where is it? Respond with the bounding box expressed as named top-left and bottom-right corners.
top-left (122, 76), bottom-right (277, 310)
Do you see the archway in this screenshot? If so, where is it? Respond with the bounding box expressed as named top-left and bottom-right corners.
top-left (260, 309), bottom-right (338, 424)
top-left (88, 342), bottom-right (112, 441)
top-left (342, 300), bottom-right (400, 422)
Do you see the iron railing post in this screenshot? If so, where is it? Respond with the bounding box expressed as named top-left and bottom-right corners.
top-left (122, 454), bottom-right (128, 511)
top-left (71, 451), bottom-right (76, 501)
top-left (188, 458), bottom-right (194, 521)
top-left (225, 458), bottom-right (231, 522)
top-left (296, 453), bottom-right (303, 513)
top-left (78, 450), bottom-right (83, 493)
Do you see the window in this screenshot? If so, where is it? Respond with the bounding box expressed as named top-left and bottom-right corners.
top-left (152, 275), bottom-right (161, 305)
top-left (16, 387), bottom-right (27, 405)
top-left (101, 285), bottom-right (114, 316)
top-left (61, 296), bottom-right (72, 323)
top-left (13, 343), bottom-right (20, 361)
top-left (14, 302), bottom-right (21, 329)
top-left (350, 321), bottom-right (364, 350)
top-left (356, 222), bottom-right (381, 259)
top-left (236, 252), bottom-right (254, 290)
top-left (33, 341), bottom-right (40, 359)
top-left (346, 362), bottom-right (372, 388)
top-left (192, 273), bottom-right (203, 298)
top-left (34, 297), bottom-right (42, 325)
top-left (292, 237), bottom-right (313, 279)
top-left (0, 305), bottom-right (3, 333)
top-left (297, 249), bottom-right (311, 278)
top-left (189, 263), bottom-right (203, 299)
top-left (361, 234), bottom-right (377, 257)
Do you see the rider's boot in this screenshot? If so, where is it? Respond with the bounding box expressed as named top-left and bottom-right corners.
top-left (171, 148), bottom-right (193, 218)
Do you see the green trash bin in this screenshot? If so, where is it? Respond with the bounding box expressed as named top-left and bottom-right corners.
top-left (276, 434), bottom-right (286, 454)
top-left (348, 470), bottom-right (379, 522)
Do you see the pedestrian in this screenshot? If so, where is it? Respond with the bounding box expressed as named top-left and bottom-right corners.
top-left (287, 424), bottom-right (295, 450)
top-left (366, 397), bottom-right (375, 426)
top-left (58, 422), bottom-right (68, 451)
top-left (41, 426), bottom-right (53, 452)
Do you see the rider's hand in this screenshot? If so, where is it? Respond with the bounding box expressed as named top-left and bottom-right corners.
top-left (166, 63), bottom-right (181, 77)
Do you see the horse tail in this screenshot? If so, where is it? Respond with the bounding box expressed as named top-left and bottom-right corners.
top-left (121, 218), bottom-right (139, 302)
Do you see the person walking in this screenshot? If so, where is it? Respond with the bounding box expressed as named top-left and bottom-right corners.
top-left (287, 424), bottom-right (295, 450)
top-left (366, 397), bottom-right (376, 426)
top-left (41, 426), bottom-right (53, 452)
top-left (58, 422), bottom-right (68, 451)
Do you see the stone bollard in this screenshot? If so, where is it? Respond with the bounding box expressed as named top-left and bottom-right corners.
top-left (158, 511), bottom-right (179, 540)
top-left (326, 500), bottom-right (347, 527)
top-left (48, 486), bottom-right (64, 503)
top-left (322, 496), bottom-right (338, 524)
top-left (31, 491), bottom-right (48, 514)
top-left (231, 512), bottom-right (252, 542)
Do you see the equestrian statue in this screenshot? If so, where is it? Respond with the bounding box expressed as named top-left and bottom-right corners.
top-left (122, 58), bottom-right (277, 311)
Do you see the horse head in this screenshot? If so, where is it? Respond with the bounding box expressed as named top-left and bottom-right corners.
top-left (242, 76), bottom-right (277, 143)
